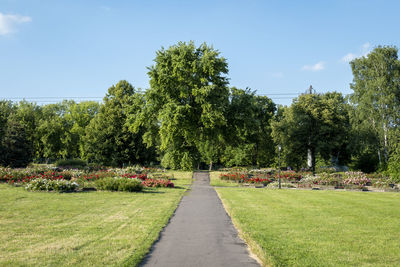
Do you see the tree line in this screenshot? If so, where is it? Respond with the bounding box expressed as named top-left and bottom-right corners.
top-left (1, 42), bottom-right (400, 177)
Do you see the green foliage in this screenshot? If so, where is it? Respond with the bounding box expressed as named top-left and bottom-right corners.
top-left (222, 88), bottom-right (276, 167)
top-left (2, 43), bottom-right (400, 173)
top-left (36, 101), bottom-right (72, 159)
top-left (272, 92), bottom-right (350, 172)
top-left (95, 177), bottom-right (143, 192)
top-left (266, 181), bottom-right (296, 189)
top-left (25, 178), bottom-right (79, 192)
top-left (55, 159), bottom-right (87, 169)
top-left (1, 114), bottom-right (32, 167)
top-left (84, 80), bottom-right (155, 166)
top-left (387, 143), bottom-right (400, 182)
top-left (130, 41), bottom-right (230, 170)
top-left (350, 46), bottom-right (400, 166)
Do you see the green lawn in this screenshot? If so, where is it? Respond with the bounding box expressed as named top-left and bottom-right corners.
top-left (0, 171), bottom-right (192, 266)
top-left (216, 188), bottom-right (400, 267)
top-left (164, 170), bottom-right (193, 187)
top-left (209, 171), bottom-right (240, 187)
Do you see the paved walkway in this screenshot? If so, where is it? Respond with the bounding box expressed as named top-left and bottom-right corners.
top-left (141, 172), bottom-right (260, 267)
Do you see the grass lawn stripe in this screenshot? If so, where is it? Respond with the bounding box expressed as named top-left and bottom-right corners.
top-left (216, 188), bottom-right (400, 267)
top-left (0, 171), bottom-right (191, 266)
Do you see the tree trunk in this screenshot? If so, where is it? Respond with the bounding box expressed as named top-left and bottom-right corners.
top-left (383, 122), bottom-right (389, 163)
top-left (209, 160), bottom-right (213, 171)
top-left (307, 149), bottom-right (312, 169)
top-left (311, 148), bottom-right (316, 176)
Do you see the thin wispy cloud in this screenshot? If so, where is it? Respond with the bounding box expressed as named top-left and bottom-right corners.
top-left (301, 61), bottom-right (325, 71)
top-left (341, 42), bottom-right (372, 62)
top-left (0, 12), bottom-right (31, 35)
top-left (341, 53), bottom-right (357, 62)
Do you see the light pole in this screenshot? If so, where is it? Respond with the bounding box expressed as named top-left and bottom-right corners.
top-left (278, 145), bottom-right (281, 189)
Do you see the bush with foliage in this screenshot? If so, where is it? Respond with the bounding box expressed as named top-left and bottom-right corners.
top-left (267, 182), bottom-right (296, 189)
top-left (94, 177), bottom-right (143, 192)
top-left (373, 178), bottom-right (396, 188)
top-left (342, 172), bottom-right (371, 188)
top-left (142, 178), bottom-right (174, 188)
top-left (56, 159), bottom-right (87, 169)
top-left (387, 144), bottom-right (400, 183)
top-left (25, 178), bottom-right (79, 192)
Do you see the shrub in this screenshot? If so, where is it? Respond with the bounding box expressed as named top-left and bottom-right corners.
top-left (56, 159), bottom-right (87, 169)
top-left (267, 182), bottom-right (296, 189)
top-left (373, 178), bottom-right (395, 188)
top-left (95, 177), bottom-right (143, 192)
top-left (342, 172), bottom-right (371, 188)
top-left (298, 175), bottom-right (321, 187)
top-left (142, 178), bottom-right (174, 188)
top-left (25, 178), bottom-right (79, 192)
top-left (387, 145), bottom-right (400, 183)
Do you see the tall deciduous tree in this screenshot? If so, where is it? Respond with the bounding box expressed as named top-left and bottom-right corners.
top-left (272, 92), bottom-right (350, 173)
top-left (36, 102), bottom-right (71, 160)
top-left (221, 87), bottom-right (275, 167)
top-left (84, 80), bottom-right (153, 166)
top-left (66, 101), bottom-right (100, 158)
top-left (1, 114), bottom-right (32, 167)
top-left (130, 41), bottom-right (229, 170)
top-left (350, 46), bottom-right (400, 167)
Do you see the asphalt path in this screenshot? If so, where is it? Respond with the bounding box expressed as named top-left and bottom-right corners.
top-left (141, 171), bottom-right (260, 267)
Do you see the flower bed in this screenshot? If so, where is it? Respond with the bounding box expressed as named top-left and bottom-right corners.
top-left (25, 178), bottom-right (79, 192)
top-left (1, 166), bottom-right (175, 192)
top-left (343, 172), bottom-right (371, 189)
top-left (219, 169), bottom-right (397, 191)
top-left (219, 170), bottom-right (302, 186)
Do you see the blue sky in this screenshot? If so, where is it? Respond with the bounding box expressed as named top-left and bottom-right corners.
top-left (1, 0), bottom-right (399, 105)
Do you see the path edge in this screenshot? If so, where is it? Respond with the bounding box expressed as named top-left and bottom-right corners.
top-left (136, 172), bottom-right (194, 267)
top-left (214, 188), bottom-right (269, 267)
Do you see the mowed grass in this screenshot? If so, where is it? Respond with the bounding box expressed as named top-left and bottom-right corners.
top-left (165, 171), bottom-right (193, 187)
top-left (0, 171), bottom-right (192, 266)
top-left (209, 171), bottom-right (239, 187)
top-left (216, 188), bottom-right (400, 266)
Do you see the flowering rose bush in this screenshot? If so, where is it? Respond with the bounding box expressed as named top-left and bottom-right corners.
top-left (25, 178), bottom-right (79, 192)
top-left (142, 178), bottom-right (174, 188)
top-left (343, 172), bottom-right (371, 188)
top-left (1, 166), bottom-right (176, 192)
top-left (220, 170), bottom-right (302, 186)
top-left (267, 181), bottom-right (296, 189)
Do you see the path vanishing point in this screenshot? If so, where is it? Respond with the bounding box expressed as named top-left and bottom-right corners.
top-left (141, 172), bottom-right (260, 267)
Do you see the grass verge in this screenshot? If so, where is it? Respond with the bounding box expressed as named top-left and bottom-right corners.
top-left (0, 171), bottom-right (192, 266)
top-left (216, 188), bottom-right (400, 266)
top-left (209, 171), bottom-right (239, 187)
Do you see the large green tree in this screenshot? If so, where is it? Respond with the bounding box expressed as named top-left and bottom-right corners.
top-left (221, 87), bottom-right (276, 167)
top-left (272, 92), bottom-right (350, 173)
top-left (130, 41), bottom-right (229, 170)
top-left (66, 101), bottom-right (100, 158)
top-left (84, 80), bottom-right (154, 166)
top-left (350, 46), bottom-right (400, 167)
top-left (1, 113), bottom-right (32, 167)
top-left (36, 101), bottom-right (71, 160)
top-left (0, 100), bottom-right (15, 146)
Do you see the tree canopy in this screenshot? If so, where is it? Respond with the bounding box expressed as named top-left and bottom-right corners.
top-left (129, 41), bottom-right (230, 170)
top-left (1, 42), bottom-right (400, 177)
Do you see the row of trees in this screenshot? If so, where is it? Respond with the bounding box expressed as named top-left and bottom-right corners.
top-left (1, 42), bottom-right (400, 176)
